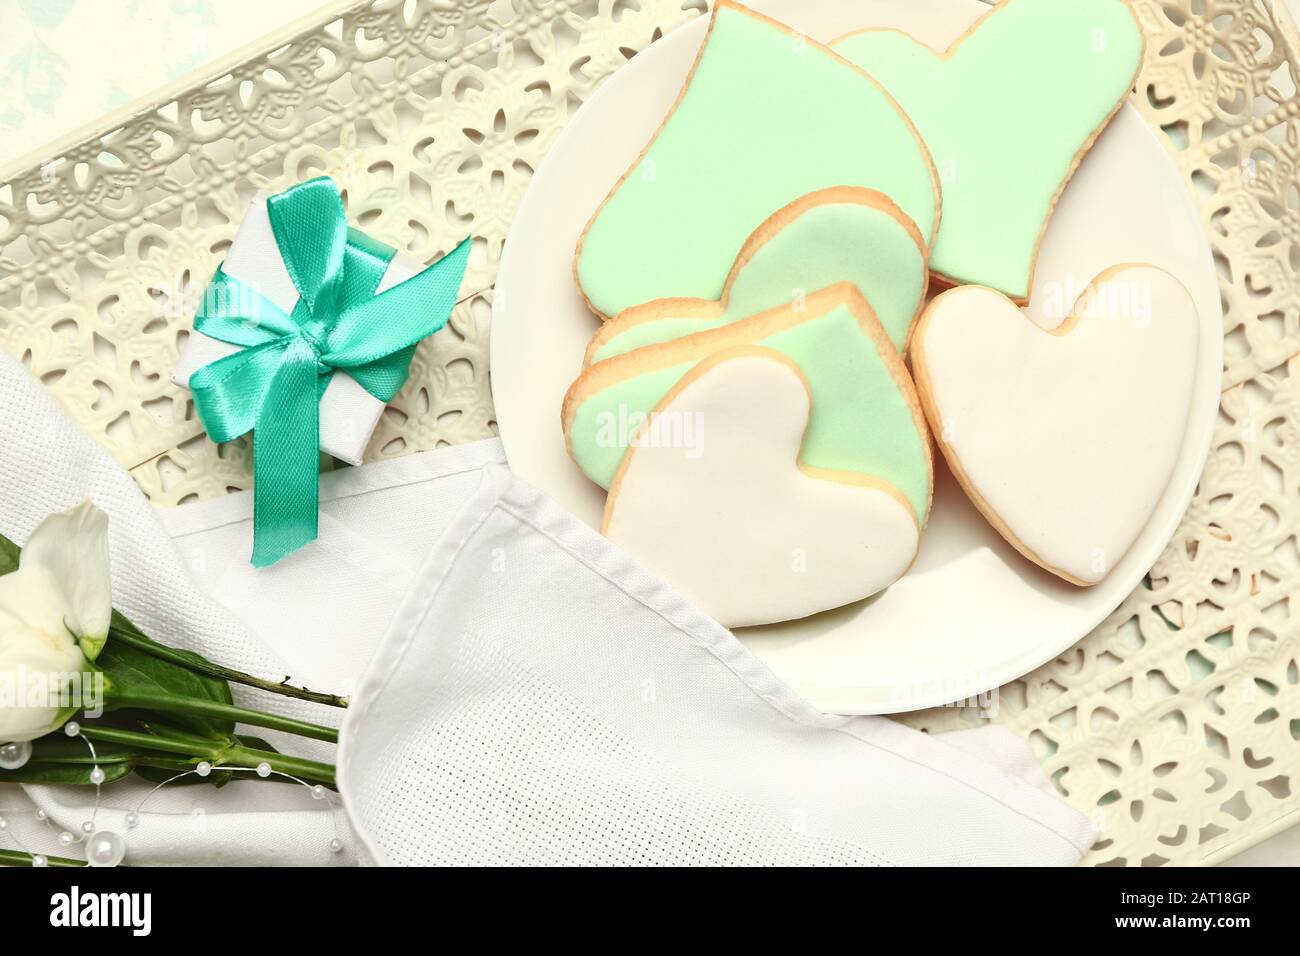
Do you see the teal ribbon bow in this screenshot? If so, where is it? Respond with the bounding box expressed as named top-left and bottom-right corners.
top-left (189, 177), bottom-right (470, 567)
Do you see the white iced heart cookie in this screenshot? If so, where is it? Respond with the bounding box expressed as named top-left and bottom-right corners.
top-left (911, 264), bottom-right (1199, 585)
top-left (603, 347), bottom-right (920, 628)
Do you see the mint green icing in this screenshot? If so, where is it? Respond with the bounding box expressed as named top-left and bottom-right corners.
top-left (833, 0), bottom-right (1141, 299)
top-left (596, 318), bottom-right (714, 361)
top-left (589, 198), bottom-right (926, 363)
top-left (570, 302), bottom-right (931, 520)
top-left (576, 3), bottom-right (937, 318)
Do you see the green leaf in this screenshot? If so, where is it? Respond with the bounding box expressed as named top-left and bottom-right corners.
top-left (109, 611), bottom-right (239, 681)
top-left (0, 741), bottom-right (233, 787)
top-left (26, 735), bottom-right (136, 765)
top-left (3, 721), bottom-right (241, 786)
top-left (98, 615), bottom-right (235, 737)
top-left (0, 530), bottom-right (20, 576)
top-left (0, 760), bottom-right (135, 786)
top-left (109, 610), bottom-right (238, 680)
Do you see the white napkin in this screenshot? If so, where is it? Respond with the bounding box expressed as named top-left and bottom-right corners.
top-left (160, 439), bottom-right (509, 696)
top-left (338, 465), bottom-right (1096, 865)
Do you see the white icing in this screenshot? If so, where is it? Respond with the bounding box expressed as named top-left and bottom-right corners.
top-left (915, 265), bottom-right (1199, 584)
top-left (603, 350), bottom-right (919, 628)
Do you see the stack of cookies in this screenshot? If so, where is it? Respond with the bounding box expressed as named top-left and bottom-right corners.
top-left (561, 0), bottom-right (1199, 627)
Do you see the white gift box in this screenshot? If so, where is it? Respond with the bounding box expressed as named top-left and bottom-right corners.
top-left (172, 192), bottom-right (427, 466)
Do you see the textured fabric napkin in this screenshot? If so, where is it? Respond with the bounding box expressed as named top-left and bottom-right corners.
top-left (337, 465), bottom-right (1097, 865)
top-left (160, 439), bottom-right (509, 697)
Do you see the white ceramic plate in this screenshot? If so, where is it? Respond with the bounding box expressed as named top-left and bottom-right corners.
top-left (490, 0), bottom-right (1223, 714)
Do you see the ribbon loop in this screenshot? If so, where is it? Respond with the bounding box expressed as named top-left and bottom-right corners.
top-left (190, 177), bottom-right (471, 566)
top-left (266, 179), bottom-right (349, 318)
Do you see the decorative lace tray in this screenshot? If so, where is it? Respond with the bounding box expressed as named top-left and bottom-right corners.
top-left (0, 0), bottom-right (1296, 866)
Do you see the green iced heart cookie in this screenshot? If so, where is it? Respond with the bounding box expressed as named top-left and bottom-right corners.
top-left (575, 0), bottom-right (939, 319)
top-left (833, 0), bottom-right (1142, 300)
top-left (585, 187), bottom-right (928, 367)
top-left (562, 285), bottom-right (933, 522)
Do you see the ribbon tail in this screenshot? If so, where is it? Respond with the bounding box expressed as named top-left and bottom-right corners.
top-left (189, 339), bottom-right (291, 442)
top-left (250, 338), bottom-right (327, 568)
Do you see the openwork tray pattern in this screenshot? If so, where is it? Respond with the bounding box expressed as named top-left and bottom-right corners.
top-left (0, 0), bottom-right (1296, 865)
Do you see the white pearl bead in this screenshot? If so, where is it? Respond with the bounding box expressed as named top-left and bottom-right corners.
top-left (256, 762), bottom-right (272, 778)
top-left (63, 721), bottom-right (80, 737)
top-left (80, 820), bottom-right (94, 834)
top-left (89, 766), bottom-right (106, 785)
top-left (311, 785), bottom-right (326, 800)
top-left (85, 830), bottom-right (126, 868)
top-left (31, 854), bottom-right (47, 868)
top-left (0, 816), bottom-right (8, 830)
top-left (196, 761), bottom-right (212, 777)
top-left (329, 838), bottom-right (343, 854)
top-left (124, 811), bottom-right (139, 829)
top-left (57, 831), bottom-right (74, 845)
top-left (35, 809), bottom-right (47, 821)
top-left (0, 740), bottom-right (32, 770)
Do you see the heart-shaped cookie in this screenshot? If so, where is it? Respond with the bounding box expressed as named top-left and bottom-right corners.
top-left (585, 187), bottom-right (928, 367)
top-left (575, 0), bottom-right (939, 319)
top-left (833, 0), bottom-right (1143, 301)
top-left (604, 348), bottom-right (920, 627)
top-left (564, 283), bottom-right (933, 523)
top-left (910, 264), bottom-right (1198, 585)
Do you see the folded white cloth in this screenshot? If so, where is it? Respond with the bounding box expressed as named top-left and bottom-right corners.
top-left (160, 439), bottom-right (509, 697)
top-left (338, 465), bottom-right (1096, 865)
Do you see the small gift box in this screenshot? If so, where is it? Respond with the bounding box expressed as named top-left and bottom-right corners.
top-left (173, 191), bottom-right (432, 466)
top-left (173, 177), bottom-right (469, 567)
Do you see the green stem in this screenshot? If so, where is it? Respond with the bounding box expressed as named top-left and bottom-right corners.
top-left (224, 745), bottom-right (337, 788)
top-left (22, 750), bottom-right (136, 766)
top-left (135, 719), bottom-right (230, 751)
top-left (107, 694), bottom-right (339, 744)
top-left (108, 628), bottom-right (349, 708)
top-left (79, 727), bottom-right (336, 788)
top-left (80, 725), bottom-right (222, 759)
top-left (0, 849), bottom-right (86, 868)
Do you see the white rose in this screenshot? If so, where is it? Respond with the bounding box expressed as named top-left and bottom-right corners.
top-left (0, 501), bottom-right (111, 742)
